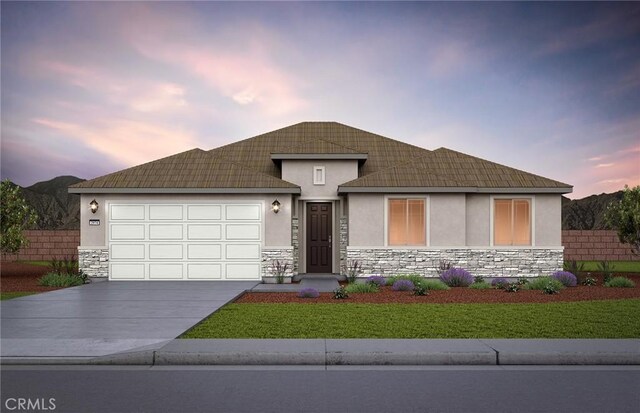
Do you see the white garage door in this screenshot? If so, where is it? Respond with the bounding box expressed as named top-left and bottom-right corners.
top-left (108, 203), bottom-right (263, 280)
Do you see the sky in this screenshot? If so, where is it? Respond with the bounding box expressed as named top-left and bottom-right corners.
top-left (1, 2), bottom-right (639, 199)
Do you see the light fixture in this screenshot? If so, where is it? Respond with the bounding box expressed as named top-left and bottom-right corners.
top-left (271, 199), bottom-right (281, 214)
top-left (89, 199), bottom-right (99, 214)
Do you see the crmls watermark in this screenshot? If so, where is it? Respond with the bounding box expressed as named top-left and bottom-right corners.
top-left (3, 398), bottom-right (56, 411)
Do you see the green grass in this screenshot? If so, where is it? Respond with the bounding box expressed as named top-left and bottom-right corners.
top-left (17, 260), bottom-right (50, 267)
top-left (578, 261), bottom-right (640, 273)
top-left (345, 283), bottom-right (379, 293)
top-left (604, 276), bottom-right (636, 288)
top-left (38, 272), bottom-right (84, 287)
top-left (181, 299), bottom-right (640, 339)
top-left (1, 292), bottom-right (37, 300)
top-left (469, 282), bottom-right (492, 290)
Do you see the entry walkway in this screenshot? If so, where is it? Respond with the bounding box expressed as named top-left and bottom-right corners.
top-left (1, 281), bottom-right (257, 359)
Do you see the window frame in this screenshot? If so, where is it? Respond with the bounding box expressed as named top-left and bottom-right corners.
top-left (490, 195), bottom-right (535, 247)
top-left (384, 195), bottom-right (429, 247)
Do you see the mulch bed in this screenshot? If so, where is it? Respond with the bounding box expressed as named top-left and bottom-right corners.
top-left (237, 274), bottom-right (640, 304)
top-left (1, 261), bottom-right (61, 292)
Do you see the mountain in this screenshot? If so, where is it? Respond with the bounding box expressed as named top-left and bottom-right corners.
top-left (562, 191), bottom-right (623, 230)
top-left (19, 176), bottom-right (85, 230)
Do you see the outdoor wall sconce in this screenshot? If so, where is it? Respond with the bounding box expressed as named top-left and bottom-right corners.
top-left (271, 199), bottom-right (281, 214)
top-left (89, 199), bottom-right (99, 214)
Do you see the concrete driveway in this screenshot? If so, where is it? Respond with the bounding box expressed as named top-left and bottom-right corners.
top-left (1, 281), bottom-right (257, 359)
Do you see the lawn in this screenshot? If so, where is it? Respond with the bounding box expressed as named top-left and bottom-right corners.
top-left (578, 260), bottom-right (640, 273)
top-left (1, 292), bottom-right (37, 300)
top-left (181, 299), bottom-right (640, 339)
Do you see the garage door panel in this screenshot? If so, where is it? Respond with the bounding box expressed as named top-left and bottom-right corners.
top-left (110, 224), bottom-right (145, 240)
top-left (188, 205), bottom-right (221, 220)
top-left (149, 264), bottom-right (183, 279)
top-left (226, 205), bottom-right (260, 220)
top-left (188, 224), bottom-right (221, 240)
top-left (111, 244), bottom-right (145, 260)
top-left (226, 244), bottom-right (260, 260)
top-left (111, 264), bottom-right (145, 279)
top-left (188, 264), bottom-right (222, 279)
top-left (109, 202), bottom-right (262, 280)
top-left (188, 244), bottom-right (221, 260)
top-left (149, 205), bottom-right (183, 220)
top-left (149, 224), bottom-right (183, 240)
top-left (149, 244), bottom-right (183, 260)
top-left (226, 224), bottom-right (260, 240)
top-left (111, 205), bottom-right (145, 220)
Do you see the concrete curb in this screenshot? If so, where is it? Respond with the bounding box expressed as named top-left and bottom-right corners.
top-left (2, 339), bottom-right (638, 366)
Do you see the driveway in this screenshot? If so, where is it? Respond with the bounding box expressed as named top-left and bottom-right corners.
top-left (1, 281), bottom-right (257, 359)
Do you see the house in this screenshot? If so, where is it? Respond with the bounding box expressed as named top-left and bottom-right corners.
top-left (69, 122), bottom-right (572, 281)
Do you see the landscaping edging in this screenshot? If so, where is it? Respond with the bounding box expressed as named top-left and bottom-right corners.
top-left (2, 339), bottom-right (638, 366)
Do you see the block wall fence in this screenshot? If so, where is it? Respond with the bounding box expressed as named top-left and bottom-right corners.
top-left (1, 230), bottom-right (80, 262)
top-left (1, 230), bottom-right (636, 263)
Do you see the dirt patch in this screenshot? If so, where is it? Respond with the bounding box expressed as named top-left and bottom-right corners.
top-left (237, 275), bottom-right (640, 304)
top-left (1, 261), bottom-right (60, 292)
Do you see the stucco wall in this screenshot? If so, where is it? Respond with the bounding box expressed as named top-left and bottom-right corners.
top-left (466, 194), bottom-right (490, 246)
top-left (79, 193), bottom-right (292, 248)
top-left (535, 194), bottom-right (562, 246)
top-left (430, 194), bottom-right (466, 246)
top-left (281, 160), bottom-right (358, 198)
top-left (347, 194), bottom-right (384, 246)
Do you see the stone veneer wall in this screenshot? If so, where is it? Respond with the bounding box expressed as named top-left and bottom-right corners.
top-left (339, 217), bottom-right (348, 275)
top-left (261, 247), bottom-right (295, 278)
top-left (347, 248), bottom-right (564, 278)
top-left (291, 217), bottom-right (299, 274)
top-left (78, 248), bottom-right (109, 278)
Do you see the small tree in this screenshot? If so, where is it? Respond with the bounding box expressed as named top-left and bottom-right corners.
top-left (0, 180), bottom-right (38, 254)
top-left (604, 185), bottom-right (640, 255)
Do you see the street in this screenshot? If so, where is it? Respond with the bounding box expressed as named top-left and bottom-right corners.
top-left (1, 366), bottom-right (638, 413)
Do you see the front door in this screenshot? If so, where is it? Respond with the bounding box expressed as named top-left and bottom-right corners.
top-left (306, 202), bottom-right (332, 273)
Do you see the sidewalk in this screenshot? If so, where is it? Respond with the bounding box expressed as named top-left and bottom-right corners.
top-left (2, 339), bottom-right (638, 366)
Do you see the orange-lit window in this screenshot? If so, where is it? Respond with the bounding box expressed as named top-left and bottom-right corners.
top-left (388, 199), bottom-right (426, 246)
top-left (494, 199), bottom-right (531, 246)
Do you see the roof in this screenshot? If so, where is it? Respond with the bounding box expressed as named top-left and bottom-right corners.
top-left (339, 148), bottom-right (572, 193)
top-left (69, 149), bottom-right (300, 193)
top-left (70, 122), bottom-right (572, 194)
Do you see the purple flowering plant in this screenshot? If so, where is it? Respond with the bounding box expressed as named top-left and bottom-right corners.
top-left (392, 279), bottom-right (415, 291)
top-left (367, 275), bottom-right (386, 287)
top-left (439, 268), bottom-right (474, 287)
top-left (551, 271), bottom-right (577, 287)
top-left (297, 288), bottom-right (320, 298)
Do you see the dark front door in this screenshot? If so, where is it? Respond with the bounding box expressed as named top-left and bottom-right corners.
top-left (306, 202), bottom-right (332, 273)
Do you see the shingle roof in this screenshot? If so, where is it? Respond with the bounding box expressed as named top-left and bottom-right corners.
top-left (339, 147), bottom-right (572, 191)
top-left (69, 149), bottom-right (299, 192)
top-left (70, 122), bottom-right (572, 193)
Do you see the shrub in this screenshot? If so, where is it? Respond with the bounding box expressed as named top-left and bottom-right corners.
top-left (516, 278), bottom-right (529, 286)
top-left (436, 260), bottom-right (452, 276)
top-left (392, 279), bottom-right (415, 291)
top-left (439, 268), bottom-right (474, 287)
top-left (473, 275), bottom-right (485, 284)
top-left (386, 274), bottom-right (425, 287)
top-left (38, 272), bottom-right (84, 287)
top-left (469, 282), bottom-right (491, 290)
top-left (273, 260), bottom-right (289, 284)
top-left (543, 282), bottom-right (560, 295)
top-left (526, 277), bottom-right (565, 291)
top-left (413, 284), bottom-right (428, 296)
top-left (598, 261), bottom-right (613, 284)
top-left (491, 278), bottom-right (509, 289)
top-left (297, 288), bottom-right (320, 298)
top-left (366, 275), bottom-right (386, 287)
top-left (347, 261), bottom-right (362, 284)
top-left (345, 283), bottom-right (379, 293)
top-left (563, 259), bottom-right (584, 282)
top-left (50, 256), bottom-right (78, 276)
top-left (551, 271), bottom-right (578, 287)
top-left (505, 283), bottom-right (520, 293)
top-left (333, 286), bottom-right (349, 299)
top-left (421, 279), bottom-right (450, 291)
top-left (604, 277), bottom-right (636, 288)
top-left (582, 276), bottom-right (597, 286)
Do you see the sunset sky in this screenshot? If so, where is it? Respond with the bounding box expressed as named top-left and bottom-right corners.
top-left (1, 2), bottom-right (639, 199)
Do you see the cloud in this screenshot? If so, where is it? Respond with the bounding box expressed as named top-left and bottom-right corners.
top-left (32, 117), bottom-right (198, 167)
top-left (596, 163), bottom-right (614, 168)
top-left (129, 83), bottom-right (188, 113)
top-left (587, 156), bottom-right (603, 161)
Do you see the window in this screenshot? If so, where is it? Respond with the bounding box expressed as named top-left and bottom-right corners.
top-left (313, 166), bottom-right (325, 185)
top-left (388, 198), bottom-right (426, 246)
top-left (494, 199), bottom-right (531, 246)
